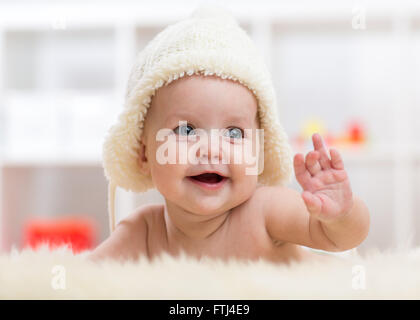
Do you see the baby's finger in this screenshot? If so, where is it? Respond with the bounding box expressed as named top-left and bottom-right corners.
top-left (294, 153), bottom-right (312, 188)
top-left (305, 151), bottom-right (322, 176)
top-left (312, 133), bottom-right (331, 170)
top-left (330, 148), bottom-right (344, 170)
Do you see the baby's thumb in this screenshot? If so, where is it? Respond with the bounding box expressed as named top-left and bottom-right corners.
top-left (302, 191), bottom-right (322, 216)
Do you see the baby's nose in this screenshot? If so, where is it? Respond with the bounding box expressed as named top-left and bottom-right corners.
top-left (196, 131), bottom-right (224, 164)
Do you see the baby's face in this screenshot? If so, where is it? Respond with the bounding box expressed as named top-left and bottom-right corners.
top-left (139, 74), bottom-right (261, 215)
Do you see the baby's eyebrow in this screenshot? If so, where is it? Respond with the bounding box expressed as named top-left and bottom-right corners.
top-left (228, 113), bottom-right (252, 122)
top-left (224, 112), bottom-right (259, 127)
top-left (165, 112), bottom-right (197, 124)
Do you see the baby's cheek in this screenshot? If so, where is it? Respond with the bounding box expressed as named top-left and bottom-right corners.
top-left (154, 136), bottom-right (178, 165)
top-left (149, 163), bottom-right (184, 199)
top-left (161, 138), bottom-right (202, 165)
top-left (226, 140), bottom-right (260, 176)
top-left (149, 141), bottom-right (179, 182)
top-left (229, 166), bottom-right (258, 206)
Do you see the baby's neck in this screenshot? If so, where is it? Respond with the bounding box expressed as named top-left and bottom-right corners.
top-left (163, 200), bottom-right (231, 243)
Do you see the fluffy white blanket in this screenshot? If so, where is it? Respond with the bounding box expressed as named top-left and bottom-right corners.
top-left (1, 246), bottom-right (419, 299)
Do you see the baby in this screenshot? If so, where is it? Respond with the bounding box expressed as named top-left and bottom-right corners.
top-left (88, 6), bottom-right (370, 264)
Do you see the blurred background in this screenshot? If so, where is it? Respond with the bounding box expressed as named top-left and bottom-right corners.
top-left (0, 0), bottom-right (419, 254)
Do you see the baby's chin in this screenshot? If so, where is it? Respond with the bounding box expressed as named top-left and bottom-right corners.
top-left (178, 194), bottom-right (234, 216)
top-left (170, 189), bottom-right (234, 216)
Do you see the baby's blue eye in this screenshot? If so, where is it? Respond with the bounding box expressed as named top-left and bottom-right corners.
top-left (224, 127), bottom-right (243, 139)
top-left (173, 124), bottom-right (195, 136)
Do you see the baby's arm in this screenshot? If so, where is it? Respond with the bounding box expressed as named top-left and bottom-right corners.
top-left (87, 210), bottom-right (149, 263)
top-left (261, 133), bottom-right (370, 251)
top-left (260, 186), bottom-right (369, 251)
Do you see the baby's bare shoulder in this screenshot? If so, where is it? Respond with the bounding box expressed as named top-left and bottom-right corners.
top-left (87, 205), bottom-right (156, 263)
top-left (228, 186), bottom-right (278, 233)
top-left (250, 185), bottom-right (302, 212)
top-left (233, 185), bottom-right (302, 245)
top-left (122, 204), bottom-right (159, 225)
top-left (239, 185), bottom-right (289, 211)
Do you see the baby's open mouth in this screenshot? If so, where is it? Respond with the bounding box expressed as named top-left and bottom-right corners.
top-left (188, 173), bottom-right (225, 184)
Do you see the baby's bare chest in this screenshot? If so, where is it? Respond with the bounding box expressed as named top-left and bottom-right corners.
top-left (144, 207), bottom-right (305, 264)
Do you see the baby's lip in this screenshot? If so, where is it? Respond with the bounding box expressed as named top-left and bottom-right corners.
top-left (187, 170), bottom-right (229, 178)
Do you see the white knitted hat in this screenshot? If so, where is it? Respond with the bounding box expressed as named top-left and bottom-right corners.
top-left (102, 5), bottom-right (293, 233)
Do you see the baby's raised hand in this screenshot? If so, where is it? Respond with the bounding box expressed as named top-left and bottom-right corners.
top-left (293, 133), bottom-right (354, 223)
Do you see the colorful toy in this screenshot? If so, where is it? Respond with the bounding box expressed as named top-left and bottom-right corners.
top-left (293, 117), bottom-right (368, 150)
top-left (346, 119), bottom-right (366, 144)
top-left (22, 217), bottom-right (97, 254)
top-left (293, 117), bottom-right (329, 149)
top-left (301, 117), bottom-right (327, 140)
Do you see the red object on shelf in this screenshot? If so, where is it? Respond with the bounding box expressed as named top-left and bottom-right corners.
top-left (23, 217), bottom-right (97, 254)
top-left (347, 119), bottom-right (366, 144)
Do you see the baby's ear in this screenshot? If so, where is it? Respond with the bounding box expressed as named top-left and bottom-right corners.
top-left (137, 136), bottom-right (150, 176)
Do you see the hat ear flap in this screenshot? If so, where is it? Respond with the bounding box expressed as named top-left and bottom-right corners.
top-left (257, 127), bottom-right (265, 176)
top-left (108, 181), bottom-right (116, 233)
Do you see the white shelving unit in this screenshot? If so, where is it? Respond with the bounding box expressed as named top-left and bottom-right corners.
top-left (0, 0), bottom-right (419, 252)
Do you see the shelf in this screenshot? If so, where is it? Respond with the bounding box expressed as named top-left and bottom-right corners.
top-left (0, 90), bottom-right (117, 167)
top-left (3, 29), bottom-right (116, 91)
top-left (0, 157), bottom-right (102, 167)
